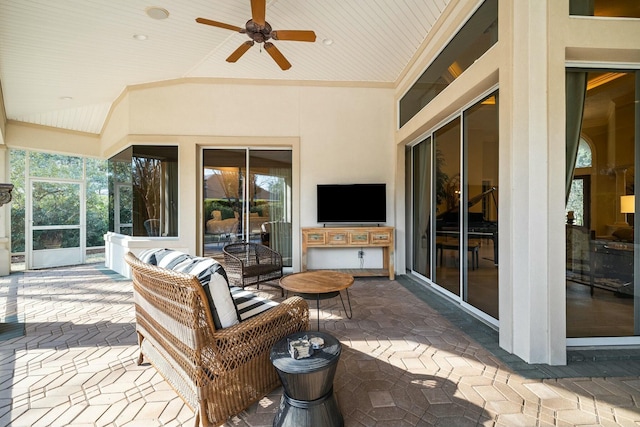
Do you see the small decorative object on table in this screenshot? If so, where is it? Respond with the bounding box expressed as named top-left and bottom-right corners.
top-left (309, 336), bottom-right (324, 349)
top-left (288, 336), bottom-right (313, 359)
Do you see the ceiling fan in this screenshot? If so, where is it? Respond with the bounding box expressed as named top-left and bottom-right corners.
top-left (196, 0), bottom-right (316, 70)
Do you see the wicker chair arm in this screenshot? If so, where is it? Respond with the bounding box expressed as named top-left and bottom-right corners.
top-left (203, 296), bottom-right (309, 374)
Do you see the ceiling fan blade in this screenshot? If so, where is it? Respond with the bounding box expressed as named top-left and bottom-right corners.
top-left (271, 30), bottom-right (317, 42)
top-left (226, 41), bottom-right (254, 63)
top-left (251, 0), bottom-right (266, 26)
top-left (196, 17), bottom-right (244, 33)
top-left (264, 42), bottom-right (291, 70)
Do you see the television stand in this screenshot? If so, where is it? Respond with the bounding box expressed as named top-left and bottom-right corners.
top-left (301, 226), bottom-right (395, 279)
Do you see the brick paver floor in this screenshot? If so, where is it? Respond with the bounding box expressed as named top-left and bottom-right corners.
top-left (1, 263), bottom-right (640, 426)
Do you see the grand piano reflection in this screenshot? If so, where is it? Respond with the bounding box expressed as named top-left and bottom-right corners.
top-left (435, 186), bottom-right (498, 265)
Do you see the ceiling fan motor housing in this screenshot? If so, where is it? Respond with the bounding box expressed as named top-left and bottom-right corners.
top-left (245, 19), bottom-right (272, 43)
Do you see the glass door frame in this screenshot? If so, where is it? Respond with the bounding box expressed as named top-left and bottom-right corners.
top-left (201, 146), bottom-right (293, 267)
top-left (565, 66), bottom-right (640, 347)
top-left (27, 178), bottom-right (85, 269)
top-left (405, 86), bottom-right (500, 327)
top-left (114, 183), bottom-right (133, 235)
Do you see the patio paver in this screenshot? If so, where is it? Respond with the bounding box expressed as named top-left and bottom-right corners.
top-left (1, 263), bottom-right (640, 426)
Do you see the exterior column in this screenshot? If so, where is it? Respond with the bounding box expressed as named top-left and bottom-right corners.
top-left (500, 0), bottom-right (567, 365)
top-left (0, 145), bottom-right (12, 276)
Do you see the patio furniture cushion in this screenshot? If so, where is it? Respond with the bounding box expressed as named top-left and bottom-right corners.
top-left (230, 286), bottom-right (279, 321)
top-left (136, 248), bottom-right (240, 329)
top-left (138, 247), bottom-right (189, 268)
top-left (154, 249), bottom-right (191, 269)
top-left (243, 263), bottom-right (281, 277)
top-left (138, 247), bottom-right (165, 264)
top-left (172, 256), bottom-right (240, 329)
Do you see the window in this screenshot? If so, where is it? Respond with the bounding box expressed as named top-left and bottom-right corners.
top-left (108, 146), bottom-right (178, 237)
top-left (576, 138), bottom-right (593, 168)
top-left (9, 149), bottom-right (108, 269)
top-left (399, 0), bottom-right (498, 127)
top-left (570, 0), bottom-right (640, 18)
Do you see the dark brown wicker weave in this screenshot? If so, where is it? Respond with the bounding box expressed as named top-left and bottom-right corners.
top-left (222, 242), bottom-right (284, 296)
top-left (125, 252), bottom-right (309, 427)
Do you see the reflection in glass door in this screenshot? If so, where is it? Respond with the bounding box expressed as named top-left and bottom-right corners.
top-left (412, 137), bottom-right (433, 279)
top-left (29, 180), bottom-right (84, 269)
top-left (434, 118), bottom-right (462, 296)
top-left (566, 70), bottom-right (637, 341)
top-left (463, 92), bottom-right (499, 320)
top-left (115, 184), bottom-right (133, 235)
top-left (249, 150), bottom-right (293, 265)
top-left (408, 91), bottom-right (500, 323)
top-left (203, 149), bottom-right (292, 266)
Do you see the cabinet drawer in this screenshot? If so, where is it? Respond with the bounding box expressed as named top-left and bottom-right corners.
top-left (306, 232), bottom-right (326, 245)
top-left (371, 232), bottom-right (391, 244)
top-left (328, 231), bottom-right (349, 244)
top-left (349, 231), bottom-right (369, 245)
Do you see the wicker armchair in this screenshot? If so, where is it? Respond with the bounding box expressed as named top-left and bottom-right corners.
top-left (125, 252), bottom-right (309, 427)
top-left (223, 242), bottom-right (284, 296)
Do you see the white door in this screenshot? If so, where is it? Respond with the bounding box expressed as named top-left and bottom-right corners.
top-left (28, 179), bottom-right (84, 269)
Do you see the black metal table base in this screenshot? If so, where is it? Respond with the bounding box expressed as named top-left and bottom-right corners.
top-left (290, 290), bottom-right (353, 330)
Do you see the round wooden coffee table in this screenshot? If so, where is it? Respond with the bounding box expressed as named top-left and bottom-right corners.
top-left (280, 270), bottom-right (354, 330)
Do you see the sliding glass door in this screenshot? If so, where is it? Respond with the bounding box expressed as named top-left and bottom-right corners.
top-left (565, 69), bottom-right (637, 341)
top-left (203, 149), bottom-right (292, 266)
top-left (411, 137), bottom-right (432, 279)
top-left (463, 93), bottom-right (499, 319)
top-left (407, 90), bottom-right (499, 322)
top-left (434, 118), bottom-right (462, 296)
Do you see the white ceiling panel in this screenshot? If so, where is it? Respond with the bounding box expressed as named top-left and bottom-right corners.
top-left (0, 0), bottom-right (451, 134)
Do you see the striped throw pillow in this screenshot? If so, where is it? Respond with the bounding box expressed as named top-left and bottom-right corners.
top-left (172, 256), bottom-right (240, 329)
top-left (230, 286), bottom-right (278, 321)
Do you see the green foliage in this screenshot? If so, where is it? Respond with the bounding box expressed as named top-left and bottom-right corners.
top-left (566, 179), bottom-right (585, 226)
top-left (86, 158), bottom-right (109, 247)
top-left (9, 149), bottom-right (109, 252)
top-left (10, 150), bottom-right (26, 253)
top-left (29, 152), bottom-right (83, 179)
top-left (204, 199), bottom-right (236, 221)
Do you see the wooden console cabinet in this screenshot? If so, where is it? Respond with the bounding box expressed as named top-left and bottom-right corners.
top-left (301, 226), bottom-right (395, 279)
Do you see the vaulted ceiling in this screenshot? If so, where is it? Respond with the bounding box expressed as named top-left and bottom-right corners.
top-left (0, 0), bottom-right (451, 134)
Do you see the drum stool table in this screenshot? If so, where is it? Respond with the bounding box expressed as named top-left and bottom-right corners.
top-left (270, 331), bottom-right (343, 427)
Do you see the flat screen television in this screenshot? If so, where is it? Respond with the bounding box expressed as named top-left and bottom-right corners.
top-left (317, 183), bottom-right (386, 224)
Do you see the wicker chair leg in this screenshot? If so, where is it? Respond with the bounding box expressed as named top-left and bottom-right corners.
top-left (196, 401), bottom-right (208, 427)
top-left (136, 332), bottom-right (145, 365)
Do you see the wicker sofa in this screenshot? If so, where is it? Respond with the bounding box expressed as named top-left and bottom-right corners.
top-left (125, 250), bottom-right (309, 427)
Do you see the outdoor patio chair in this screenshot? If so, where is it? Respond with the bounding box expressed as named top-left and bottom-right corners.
top-left (223, 242), bottom-right (284, 296)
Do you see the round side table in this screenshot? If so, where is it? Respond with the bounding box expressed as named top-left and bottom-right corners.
top-left (270, 331), bottom-right (343, 427)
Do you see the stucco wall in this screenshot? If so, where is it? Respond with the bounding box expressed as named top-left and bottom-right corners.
top-left (101, 80), bottom-right (396, 272)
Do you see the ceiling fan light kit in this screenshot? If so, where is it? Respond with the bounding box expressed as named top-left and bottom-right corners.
top-left (196, 0), bottom-right (316, 70)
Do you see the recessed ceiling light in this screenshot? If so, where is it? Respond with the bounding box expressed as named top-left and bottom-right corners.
top-left (60, 96), bottom-right (73, 101)
top-left (133, 34), bottom-right (148, 41)
top-left (146, 6), bottom-right (169, 20)
top-left (322, 38), bottom-right (334, 46)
